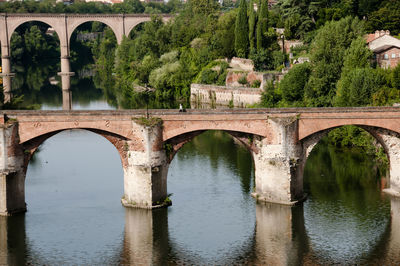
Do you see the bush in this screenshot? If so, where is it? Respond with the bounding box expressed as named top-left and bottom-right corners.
top-left (238, 75), bottom-right (248, 85)
top-left (250, 48), bottom-right (273, 71)
top-left (251, 79), bottom-right (261, 88)
top-left (198, 69), bottom-right (219, 84)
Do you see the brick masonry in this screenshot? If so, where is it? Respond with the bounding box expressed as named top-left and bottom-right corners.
top-left (2, 107), bottom-right (400, 214)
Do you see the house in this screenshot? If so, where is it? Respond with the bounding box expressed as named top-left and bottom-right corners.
top-left (366, 30), bottom-right (400, 69)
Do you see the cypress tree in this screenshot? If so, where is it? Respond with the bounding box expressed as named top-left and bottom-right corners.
top-left (235, 0), bottom-right (249, 58)
top-left (256, 0), bottom-right (268, 50)
top-left (248, 0), bottom-right (257, 52)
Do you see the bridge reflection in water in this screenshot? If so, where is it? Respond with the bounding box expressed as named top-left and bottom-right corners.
top-left (1, 199), bottom-right (399, 264)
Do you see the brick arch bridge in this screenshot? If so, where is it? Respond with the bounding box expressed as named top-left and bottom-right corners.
top-left (1, 107), bottom-right (400, 215)
top-left (0, 13), bottom-right (172, 107)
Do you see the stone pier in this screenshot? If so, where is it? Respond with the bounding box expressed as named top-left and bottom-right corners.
top-left (251, 118), bottom-right (304, 205)
top-left (121, 119), bottom-right (169, 209)
top-left (58, 44), bottom-right (74, 110)
top-left (1, 55), bottom-right (15, 104)
top-left (0, 121), bottom-right (26, 216)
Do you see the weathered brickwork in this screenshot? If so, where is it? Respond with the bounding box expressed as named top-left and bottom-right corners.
top-left (2, 107), bottom-right (400, 215)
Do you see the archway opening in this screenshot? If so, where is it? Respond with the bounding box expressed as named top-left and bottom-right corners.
top-left (22, 129), bottom-right (125, 264)
top-left (69, 21), bottom-right (118, 110)
top-left (10, 21), bottom-right (61, 109)
top-left (302, 125), bottom-right (391, 263)
top-left (166, 130), bottom-right (255, 263)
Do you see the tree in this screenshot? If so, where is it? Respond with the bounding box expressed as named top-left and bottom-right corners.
top-left (335, 68), bottom-right (386, 106)
top-left (341, 36), bottom-right (373, 72)
top-left (248, 0), bottom-right (257, 52)
top-left (392, 64), bottom-right (400, 90)
top-left (189, 0), bottom-right (219, 15)
top-left (256, 0), bottom-right (268, 50)
top-left (210, 9), bottom-right (237, 58)
top-left (305, 16), bottom-right (365, 106)
top-left (280, 63), bottom-right (311, 103)
top-left (234, 0), bottom-right (249, 57)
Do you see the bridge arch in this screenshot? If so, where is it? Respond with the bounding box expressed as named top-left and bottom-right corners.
top-left (164, 129), bottom-right (262, 163)
top-left (299, 124), bottom-right (400, 198)
top-left (21, 128), bottom-right (131, 171)
top-left (6, 18), bottom-right (65, 45)
top-left (299, 124), bottom-right (398, 160)
top-left (67, 17), bottom-right (122, 45)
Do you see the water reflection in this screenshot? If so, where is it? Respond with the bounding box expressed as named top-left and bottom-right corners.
top-left (167, 131), bottom-right (255, 264)
top-left (0, 215), bottom-right (27, 266)
top-left (303, 139), bottom-right (391, 264)
top-left (253, 203), bottom-right (308, 265)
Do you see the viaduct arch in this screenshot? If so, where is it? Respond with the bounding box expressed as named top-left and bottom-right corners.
top-left (1, 107), bottom-right (400, 216)
top-left (0, 13), bottom-right (172, 108)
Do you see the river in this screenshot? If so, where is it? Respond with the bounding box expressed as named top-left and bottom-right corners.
top-left (1, 65), bottom-right (400, 265)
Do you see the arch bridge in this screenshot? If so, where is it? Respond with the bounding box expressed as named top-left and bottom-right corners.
top-left (1, 107), bottom-right (400, 215)
top-left (0, 13), bottom-right (172, 108)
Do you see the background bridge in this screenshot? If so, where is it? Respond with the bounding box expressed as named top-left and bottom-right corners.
top-left (0, 13), bottom-right (172, 107)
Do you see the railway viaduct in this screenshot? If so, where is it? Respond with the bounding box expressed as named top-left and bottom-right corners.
top-left (0, 13), bottom-right (172, 107)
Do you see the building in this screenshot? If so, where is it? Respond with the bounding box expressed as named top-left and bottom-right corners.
top-left (366, 30), bottom-right (400, 69)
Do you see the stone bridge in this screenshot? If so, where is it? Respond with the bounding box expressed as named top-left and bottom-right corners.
top-left (1, 107), bottom-right (400, 215)
top-left (0, 13), bottom-right (172, 107)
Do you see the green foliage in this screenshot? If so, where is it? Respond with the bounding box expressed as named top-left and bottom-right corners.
top-left (335, 68), bottom-right (385, 107)
top-left (260, 80), bottom-right (281, 107)
top-left (0, 0), bottom-right (178, 14)
top-left (366, 1), bottom-right (400, 35)
top-left (250, 48), bottom-right (272, 71)
top-left (238, 75), bottom-right (248, 85)
top-left (334, 37), bottom-right (377, 107)
top-left (327, 126), bottom-right (379, 154)
top-left (196, 61), bottom-right (229, 85)
top-left (372, 86), bottom-right (400, 106)
top-left (305, 17), bottom-right (365, 107)
top-left (280, 62), bottom-right (311, 103)
top-left (392, 64), bottom-right (400, 90)
top-left (341, 36), bottom-right (373, 72)
top-left (256, 0), bottom-right (269, 50)
top-left (248, 1), bottom-right (257, 52)
top-left (210, 10), bottom-right (237, 58)
top-left (250, 79), bottom-right (261, 88)
top-left (189, 0), bottom-right (219, 15)
top-left (132, 116), bottom-right (163, 127)
top-left (234, 0), bottom-right (249, 57)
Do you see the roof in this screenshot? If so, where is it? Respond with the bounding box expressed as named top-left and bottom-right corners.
top-left (368, 34), bottom-right (400, 53)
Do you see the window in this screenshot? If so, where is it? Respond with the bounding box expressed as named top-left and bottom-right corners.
top-left (392, 54), bottom-right (396, 58)
top-left (384, 54), bottom-right (389, 60)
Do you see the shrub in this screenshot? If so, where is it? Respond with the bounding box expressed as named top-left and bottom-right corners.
top-left (238, 75), bottom-right (248, 85)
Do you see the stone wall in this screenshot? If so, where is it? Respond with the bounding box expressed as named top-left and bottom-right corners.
top-left (225, 70), bottom-right (282, 89)
top-left (229, 57), bottom-right (254, 71)
top-left (190, 83), bottom-right (262, 107)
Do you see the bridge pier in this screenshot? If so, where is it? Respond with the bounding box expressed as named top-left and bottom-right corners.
top-left (58, 48), bottom-right (74, 110)
top-left (122, 120), bottom-right (169, 209)
top-left (1, 56), bottom-right (15, 104)
top-left (0, 120), bottom-right (26, 216)
top-left (252, 117), bottom-right (305, 205)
